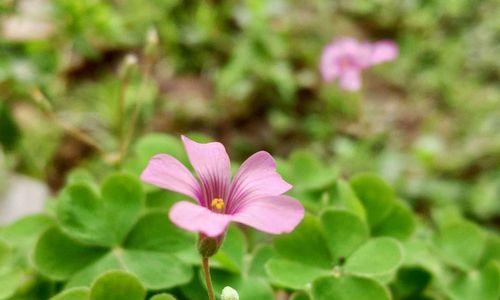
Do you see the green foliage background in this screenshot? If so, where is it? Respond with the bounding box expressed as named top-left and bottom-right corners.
top-left (0, 0), bottom-right (499, 299)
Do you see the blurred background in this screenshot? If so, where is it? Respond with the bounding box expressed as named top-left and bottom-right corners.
top-left (0, 0), bottom-right (499, 227)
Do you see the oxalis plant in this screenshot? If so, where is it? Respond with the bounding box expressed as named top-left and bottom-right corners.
top-left (0, 134), bottom-right (499, 300)
top-left (140, 135), bottom-right (305, 300)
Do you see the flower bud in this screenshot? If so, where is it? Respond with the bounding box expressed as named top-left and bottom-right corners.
top-left (144, 27), bottom-right (159, 58)
top-left (119, 54), bottom-right (138, 80)
top-left (221, 286), bottom-right (239, 300)
top-left (198, 233), bottom-right (226, 258)
top-left (146, 27), bottom-right (159, 46)
top-left (198, 236), bottom-right (219, 257)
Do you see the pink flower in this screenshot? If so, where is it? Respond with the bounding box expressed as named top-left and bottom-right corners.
top-left (320, 37), bottom-right (398, 91)
top-left (141, 136), bottom-right (305, 237)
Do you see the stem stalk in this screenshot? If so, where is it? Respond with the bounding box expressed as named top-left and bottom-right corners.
top-left (202, 257), bottom-right (215, 300)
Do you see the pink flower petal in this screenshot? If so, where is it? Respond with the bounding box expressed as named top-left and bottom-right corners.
top-left (339, 69), bottom-right (362, 91)
top-left (370, 40), bottom-right (398, 65)
top-left (320, 37), bottom-right (372, 88)
top-left (181, 136), bottom-right (231, 206)
top-left (141, 154), bottom-right (201, 202)
top-left (232, 195), bottom-right (305, 234)
top-left (227, 151), bottom-right (292, 213)
top-left (320, 44), bottom-right (342, 82)
top-left (169, 201), bottom-right (232, 237)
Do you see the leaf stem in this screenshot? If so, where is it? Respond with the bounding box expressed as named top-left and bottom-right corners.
top-left (118, 52), bottom-right (154, 163)
top-left (117, 74), bottom-right (129, 152)
top-left (202, 257), bottom-right (216, 300)
top-left (31, 88), bottom-right (104, 154)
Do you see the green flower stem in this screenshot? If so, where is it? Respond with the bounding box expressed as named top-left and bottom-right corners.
top-left (202, 257), bottom-right (216, 300)
top-left (117, 73), bottom-right (129, 150)
top-left (119, 62), bottom-right (152, 164)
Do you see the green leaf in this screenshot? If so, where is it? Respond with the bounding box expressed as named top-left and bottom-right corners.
top-left (266, 259), bottom-right (329, 289)
top-left (350, 173), bottom-right (395, 227)
top-left (213, 226), bottom-right (246, 273)
top-left (0, 214), bottom-right (54, 256)
top-left (312, 275), bottom-right (391, 300)
top-left (321, 209), bottom-right (369, 261)
top-left (436, 219), bottom-right (487, 270)
top-left (372, 202), bottom-right (416, 240)
top-left (391, 267), bottom-right (432, 299)
top-left (481, 233), bottom-right (500, 265)
top-left (248, 245), bottom-right (276, 278)
top-left (34, 227), bottom-right (107, 281)
top-left (180, 270), bottom-right (207, 300)
top-left (150, 294), bottom-right (176, 300)
top-left (344, 237), bottom-right (403, 278)
top-left (50, 287), bottom-right (90, 300)
top-left (57, 174), bottom-right (144, 247)
top-left (0, 268), bottom-right (23, 300)
top-left (210, 269), bottom-right (274, 300)
top-left (123, 134), bottom-right (187, 180)
top-left (135, 134), bottom-right (186, 162)
top-left (447, 261), bottom-right (500, 300)
top-left (0, 240), bottom-right (10, 271)
top-left (145, 190), bottom-right (184, 210)
top-left (90, 271), bottom-right (146, 300)
top-left (0, 101), bottom-right (21, 151)
top-left (329, 180), bottom-right (366, 221)
top-left (67, 249), bottom-right (193, 290)
top-left (289, 291), bottom-right (311, 300)
top-left (280, 151), bottom-right (338, 191)
top-left (273, 215), bottom-right (332, 269)
top-left (124, 211), bottom-right (196, 263)
top-left (0, 240), bottom-right (24, 299)
top-left (401, 239), bottom-right (444, 278)
top-left (65, 252), bottom-right (122, 289)
top-left (118, 249), bottom-right (193, 290)
top-left (66, 169), bottom-right (96, 187)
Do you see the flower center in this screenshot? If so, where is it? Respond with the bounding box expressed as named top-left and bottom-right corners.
top-left (211, 198), bottom-right (225, 212)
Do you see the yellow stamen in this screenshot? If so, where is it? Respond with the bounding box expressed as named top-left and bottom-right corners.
top-left (211, 198), bottom-right (225, 212)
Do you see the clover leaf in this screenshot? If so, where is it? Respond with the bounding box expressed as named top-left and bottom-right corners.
top-left (34, 173), bottom-right (193, 291)
top-left (56, 174), bottom-right (143, 247)
top-left (481, 233), bottom-right (500, 266)
top-left (430, 217), bottom-right (500, 300)
top-left (321, 209), bottom-right (369, 261)
top-left (208, 226), bottom-right (247, 274)
top-left (328, 179), bottom-right (366, 221)
top-left (312, 275), bottom-right (391, 300)
top-left (150, 294), bottom-right (177, 300)
top-left (344, 237), bottom-right (404, 281)
top-left (266, 209), bottom-right (403, 298)
top-left (278, 150), bottom-right (338, 192)
top-left (0, 214), bottom-right (54, 300)
top-left (273, 215), bottom-right (333, 270)
top-left (435, 218), bottom-right (487, 271)
top-left (350, 173), bottom-right (396, 228)
top-left (50, 270), bottom-right (147, 300)
top-left (0, 239), bottom-right (23, 300)
top-left (0, 214), bottom-right (55, 257)
top-left (447, 261), bottom-right (500, 300)
top-left (90, 270), bottom-right (146, 300)
top-left (123, 133), bottom-right (188, 193)
top-left (372, 201), bottom-right (416, 241)
top-left (289, 291), bottom-right (311, 300)
top-left (50, 287), bottom-right (89, 300)
top-left (391, 267), bottom-right (433, 299)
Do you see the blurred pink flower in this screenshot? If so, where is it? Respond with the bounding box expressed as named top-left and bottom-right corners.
top-left (320, 37), bottom-right (398, 91)
top-left (141, 136), bottom-right (304, 237)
